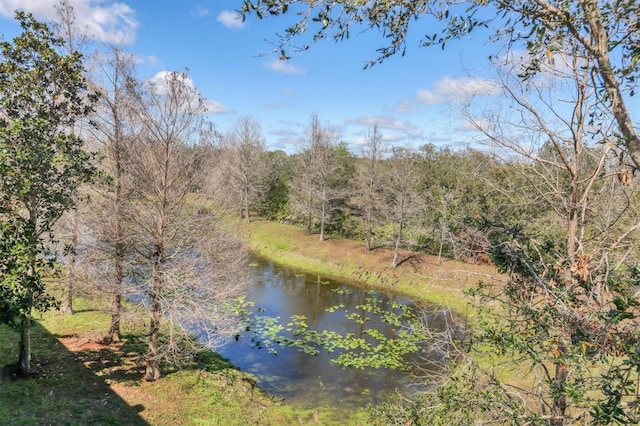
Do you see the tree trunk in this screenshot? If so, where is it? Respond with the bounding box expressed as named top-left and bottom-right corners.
top-left (105, 226), bottom-right (124, 343)
top-left (145, 260), bottom-right (162, 381)
top-left (392, 216), bottom-right (404, 268)
top-left (145, 285), bottom-right (161, 381)
top-left (365, 210), bottom-right (372, 252)
top-left (305, 191), bottom-right (312, 236)
top-left (551, 356), bottom-right (568, 426)
top-left (61, 214), bottom-right (77, 314)
top-left (18, 313), bottom-right (31, 375)
top-left (243, 186), bottom-right (250, 223)
top-left (105, 293), bottom-right (122, 343)
top-left (585, 10), bottom-right (640, 170)
top-left (319, 187), bottom-right (326, 242)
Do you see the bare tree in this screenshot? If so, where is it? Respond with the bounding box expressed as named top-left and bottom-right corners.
top-left (221, 116), bottom-right (266, 222)
top-left (291, 114), bottom-right (322, 236)
top-left (290, 114), bottom-right (343, 240)
top-left (51, 0), bottom-right (93, 314)
top-left (352, 124), bottom-right (386, 252)
top-left (383, 145), bottom-right (423, 268)
top-left (81, 47), bottom-right (138, 343)
top-left (411, 50), bottom-right (640, 424)
top-left (127, 70), bottom-right (248, 381)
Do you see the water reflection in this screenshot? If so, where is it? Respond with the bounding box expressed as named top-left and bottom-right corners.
top-left (218, 257), bottom-right (452, 408)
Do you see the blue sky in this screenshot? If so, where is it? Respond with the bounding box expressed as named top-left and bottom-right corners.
top-left (0, 1), bottom-right (509, 153)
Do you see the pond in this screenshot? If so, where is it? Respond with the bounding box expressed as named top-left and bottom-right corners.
top-left (217, 256), bottom-right (456, 408)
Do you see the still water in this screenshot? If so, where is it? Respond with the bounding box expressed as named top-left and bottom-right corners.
top-left (218, 256), bottom-right (451, 408)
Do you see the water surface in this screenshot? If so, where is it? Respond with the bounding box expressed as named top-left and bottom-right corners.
top-left (218, 257), bottom-right (450, 408)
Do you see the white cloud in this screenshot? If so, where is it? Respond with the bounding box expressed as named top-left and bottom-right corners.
top-left (346, 115), bottom-right (415, 132)
top-left (0, 0), bottom-right (138, 44)
top-left (416, 89), bottom-right (444, 106)
top-left (204, 99), bottom-right (224, 114)
top-left (193, 6), bottom-right (210, 17)
top-left (147, 71), bottom-right (224, 114)
top-left (457, 117), bottom-right (494, 133)
top-left (418, 76), bottom-right (501, 105)
top-left (216, 10), bottom-right (244, 29)
top-left (345, 114), bottom-right (425, 144)
top-left (264, 59), bottom-right (304, 75)
top-left (134, 54), bottom-right (159, 66)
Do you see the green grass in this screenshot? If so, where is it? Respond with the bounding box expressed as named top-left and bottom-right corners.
top-left (0, 321), bottom-right (147, 425)
top-left (246, 219), bottom-right (497, 314)
top-left (0, 219), bottom-right (498, 425)
top-left (1, 289), bottom-right (371, 425)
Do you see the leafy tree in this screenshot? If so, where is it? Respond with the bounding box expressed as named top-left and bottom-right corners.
top-left (325, 140), bottom-right (357, 237)
top-left (417, 146), bottom-right (501, 263)
top-left (0, 12), bottom-right (97, 375)
top-left (255, 149), bottom-right (292, 221)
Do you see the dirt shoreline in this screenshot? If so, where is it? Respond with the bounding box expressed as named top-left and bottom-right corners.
top-left (245, 219), bottom-right (502, 313)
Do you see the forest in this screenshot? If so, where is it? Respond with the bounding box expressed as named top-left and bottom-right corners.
top-left (1, 0), bottom-right (639, 425)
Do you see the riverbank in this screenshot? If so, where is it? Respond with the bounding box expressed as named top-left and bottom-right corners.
top-left (0, 292), bottom-right (369, 425)
top-left (0, 219), bottom-right (498, 425)
top-left (246, 219), bottom-right (501, 314)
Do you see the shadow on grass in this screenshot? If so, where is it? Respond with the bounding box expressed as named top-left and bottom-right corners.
top-left (63, 332), bottom-right (239, 387)
top-left (0, 321), bottom-right (149, 425)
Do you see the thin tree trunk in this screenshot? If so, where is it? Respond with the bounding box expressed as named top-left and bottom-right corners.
top-left (20, 226), bottom-right (37, 375)
top-left (18, 313), bottom-right (31, 375)
top-left (319, 187), bottom-right (326, 242)
top-left (61, 214), bottom-right (77, 314)
top-left (104, 92), bottom-right (126, 343)
top-left (551, 355), bottom-right (568, 426)
top-left (108, 237), bottom-right (124, 343)
top-left (243, 185), bottom-right (250, 223)
top-left (392, 215), bottom-right (404, 268)
top-left (305, 191), bottom-right (312, 236)
top-left (145, 273), bottom-right (162, 381)
top-left (365, 209), bottom-right (372, 252)
top-left (106, 176), bottom-right (124, 343)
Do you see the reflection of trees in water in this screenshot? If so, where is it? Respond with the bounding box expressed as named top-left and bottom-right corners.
top-left (225, 256), bottom-right (454, 407)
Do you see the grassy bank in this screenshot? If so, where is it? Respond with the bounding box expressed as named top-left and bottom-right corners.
top-left (246, 219), bottom-right (500, 314)
top-left (0, 219), bottom-right (497, 425)
top-left (0, 292), bottom-right (369, 425)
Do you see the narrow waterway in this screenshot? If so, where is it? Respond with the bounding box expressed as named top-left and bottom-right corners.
top-left (217, 257), bottom-right (454, 408)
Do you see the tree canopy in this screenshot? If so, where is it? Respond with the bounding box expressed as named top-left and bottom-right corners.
top-left (0, 12), bottom-right (97, 374)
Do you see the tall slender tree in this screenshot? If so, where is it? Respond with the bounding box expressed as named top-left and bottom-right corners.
top-left (0, 13), bottom-right (97, 375)
top-left (384, 146), bottom-right (423, 268)
top-left (290, 114), bottom-right (342, 240)
top-left (52, 0), bottom-right (93, 315)
top-left (222, 116), bottom-right (266, 222)
top-left (85, 47), bottom-right (138, 343)
top-left (127, 70), bottom-right (248, 381)
top-left (353, 125), bottom-right (386, 252)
